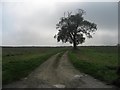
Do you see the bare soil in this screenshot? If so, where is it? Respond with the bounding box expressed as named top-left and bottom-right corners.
top-left (3, 52), bottom-right (115, 88)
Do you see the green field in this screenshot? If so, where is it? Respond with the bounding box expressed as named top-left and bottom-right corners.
top-left (2, 47), bottom-right (67, 84)
top-left (2, 46), bottom-right (118, 86)
top-left (68, 46), bottom-right (118, 84)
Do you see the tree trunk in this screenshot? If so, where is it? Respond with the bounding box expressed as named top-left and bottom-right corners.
top-left (73, 33), bottom-right (77, 50)
top-left (73, 40), bottom-right (77, 50)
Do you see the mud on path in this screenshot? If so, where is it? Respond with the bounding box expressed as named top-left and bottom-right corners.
top-left (3, 52), bottom-right (115, 88)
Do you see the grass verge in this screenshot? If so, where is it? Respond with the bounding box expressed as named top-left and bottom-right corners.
top-left (68, 48), bottom-right (118, 84)
top-left (3, 52), bottom-right (56, 84)
top-left (2, 48), bottom-right (67, 85)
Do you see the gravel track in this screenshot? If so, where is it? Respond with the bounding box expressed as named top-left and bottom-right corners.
top-left (3, 51), bottom-right (115, 88)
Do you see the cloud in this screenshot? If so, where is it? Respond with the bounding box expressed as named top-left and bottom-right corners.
top-left (2, 2), bottom-right (118, 46)
top-left (0, 3), bottom-right (2, 46)
top-left (82, 29), bottom-right (118, 46)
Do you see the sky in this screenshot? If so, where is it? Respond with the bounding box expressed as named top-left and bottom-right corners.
top-left (1, 0), bottom-right (119, 46)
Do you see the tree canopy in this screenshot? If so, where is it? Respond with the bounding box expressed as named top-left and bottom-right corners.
top-left (54, 9), bottom-right (97, 49)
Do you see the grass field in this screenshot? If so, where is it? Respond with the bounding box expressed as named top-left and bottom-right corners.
top-left (2, 46), bottom-right (118, 86)
top-left (2, 47), bottom-right (67, 84)
top-left (68, 46), bottom-right (118, 84)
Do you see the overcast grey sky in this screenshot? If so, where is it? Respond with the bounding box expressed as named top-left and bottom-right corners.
top-left (1, 0), bottom-right (118, 46)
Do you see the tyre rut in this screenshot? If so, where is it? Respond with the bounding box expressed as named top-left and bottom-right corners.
top-left (3, 51), bottom-right (115, 88)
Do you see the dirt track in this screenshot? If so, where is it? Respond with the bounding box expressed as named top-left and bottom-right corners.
top-left (3, 52), bottom-right (115, 88)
